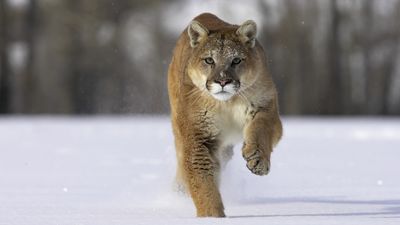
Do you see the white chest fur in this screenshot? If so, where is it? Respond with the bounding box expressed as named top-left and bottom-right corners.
top-left (215, 100), bottom-right (249, 147)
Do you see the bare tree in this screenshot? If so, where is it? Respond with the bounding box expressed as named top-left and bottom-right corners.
top-left (324, 0), bottom-right (342, 114)
top-left (0, 1), bottom-right (10, 114)
top-left (22, 0), bottom-right (37, 113)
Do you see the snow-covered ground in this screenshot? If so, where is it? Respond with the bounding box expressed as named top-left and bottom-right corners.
top-left (0, 117), bottom-right (399, 225)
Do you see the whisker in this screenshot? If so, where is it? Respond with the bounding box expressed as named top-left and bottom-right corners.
top-left (238, 91), bottom-right (251, 106)
top-left (190, 86), bottom-right (209, 106)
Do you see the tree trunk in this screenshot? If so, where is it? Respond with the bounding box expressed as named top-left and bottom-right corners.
top-left (23, 0), bottom-right (37, 113)
top-left (325, 0), bottom-right (341, 114)
top-left (0, 1), bottom-right (10, 114)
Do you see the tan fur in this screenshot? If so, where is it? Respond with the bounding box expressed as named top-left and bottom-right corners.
top-left (168, 13), bottom-right (283, 217)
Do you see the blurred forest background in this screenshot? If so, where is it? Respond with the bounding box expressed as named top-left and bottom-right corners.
top-left (1, 0), bottom-right (400, 115)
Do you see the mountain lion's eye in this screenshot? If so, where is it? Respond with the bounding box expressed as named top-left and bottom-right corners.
top-left (232, 58), bottom-right (242, 65)
top-left (204, 57), bottom-right (214, 64)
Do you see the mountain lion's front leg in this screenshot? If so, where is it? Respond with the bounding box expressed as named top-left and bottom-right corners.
top-left (242, 103), bottom-right (282, 175)
top-left (181, 137), bottom-right (225, 217)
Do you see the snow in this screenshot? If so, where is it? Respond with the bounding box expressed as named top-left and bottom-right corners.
top-left (0, 116), bottom-right (399, 225)
top-left (162, 0), bottom-right (267, 35)
top-left (6, 0), bottom-right (28, 9)
top-left (8, 42), bottom-right (28, 72)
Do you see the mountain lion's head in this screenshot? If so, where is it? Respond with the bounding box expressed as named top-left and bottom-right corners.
top-left (186, 19), bottom-right (262, 101)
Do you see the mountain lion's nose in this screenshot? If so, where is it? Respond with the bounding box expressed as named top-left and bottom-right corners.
top-left (215, 79), bottom-right (233, 87)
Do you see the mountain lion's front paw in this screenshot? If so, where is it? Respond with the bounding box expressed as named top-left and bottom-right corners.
top-left (242, 143), bottom-right (270, 176)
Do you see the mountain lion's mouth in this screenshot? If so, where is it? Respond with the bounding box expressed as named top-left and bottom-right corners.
top-left (211, 91), bottom-right (235, 101)
top-left (216, 90), bottom-right (229, 94)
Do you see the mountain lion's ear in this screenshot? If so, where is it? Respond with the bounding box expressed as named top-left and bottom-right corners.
top-left (188, 20), bottom-right (209, 48)
top-left (236, 20), bottom-right (257, 48)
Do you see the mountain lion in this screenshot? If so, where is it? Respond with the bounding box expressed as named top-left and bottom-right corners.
top-left (167, 13), bottom-right (282, 217)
